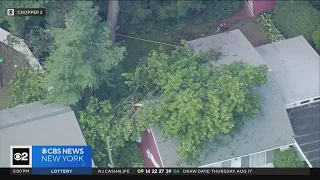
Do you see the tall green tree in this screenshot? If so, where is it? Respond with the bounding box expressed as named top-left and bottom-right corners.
top-left (42, 1), bottom-right (125, 105)
top-left (0, 0), bottom-right (46, 38)
top-left (25, 0), bottom-right (76, 61)
top-left (124, 42), bottom-right (268, 163)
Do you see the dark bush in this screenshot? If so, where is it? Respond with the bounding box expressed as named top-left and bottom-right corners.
top-left (198, 0), bottom-right (241, 23)
top-left (274, 1), bottom-right (320, 42)
top-left (118, 0), bottom-right (240, 26)
top-left (116, 141), bottom-right (144, 168)
top-left (309, 0), bottom-right (320, 10)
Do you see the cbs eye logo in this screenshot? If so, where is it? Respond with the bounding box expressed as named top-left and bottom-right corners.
top-left (12, 148), bottom-right (30, 165)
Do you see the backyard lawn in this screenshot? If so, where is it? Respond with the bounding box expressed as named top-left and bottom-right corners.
top-left (120, 16), bottom-right (271, 72)
top-left (0, 42), bottom-right (29, 109)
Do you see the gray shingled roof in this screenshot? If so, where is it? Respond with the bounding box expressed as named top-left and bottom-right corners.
top-left (151, 30), bottom-right (295, 167)
top-left (0, 102), bottom-right (92, 167)
top-left (255, 36), bottom-right (320, 107)
top-left (288, 102), bottom-right (320, 167)
top-left (188, 29), bottom-right (272, 71)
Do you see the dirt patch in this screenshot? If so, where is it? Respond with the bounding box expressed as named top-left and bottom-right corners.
top-left (181, 21), bottom-right (220, 41)
top-left (181, 17), bottom-right (271, 47)
top-left (229, 18), bottom-right (271, 47)
top-left (0, 42), bottom-right (30, 109)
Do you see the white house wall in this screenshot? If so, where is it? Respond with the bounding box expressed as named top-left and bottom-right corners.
top-left (201, 144), bottom-right (293, 168)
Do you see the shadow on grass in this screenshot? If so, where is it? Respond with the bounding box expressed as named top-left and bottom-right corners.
top-left (0, 87), bottom-right (10, 109)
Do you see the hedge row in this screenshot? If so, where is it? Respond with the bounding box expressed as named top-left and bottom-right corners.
top-left (257, 12), bottom-right (285, 42)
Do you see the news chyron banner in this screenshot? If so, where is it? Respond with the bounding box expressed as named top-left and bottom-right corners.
top-left (10, 146), bottom-right (92, 175)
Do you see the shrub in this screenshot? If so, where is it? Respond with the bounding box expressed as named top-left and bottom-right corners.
top-left (118, 0), bottom-right (240, 26)
top-left (312, 25), bottom-right (320, 52)
top-left (199, 0), bottom-right (241, 23)
top-left (257, 12), bottom-right (285, 42)
top-left (274, 1), bottom-right (320, 42)
top-left (273, 146), bottom-right (305, 168)
top-left (116, 141), bottom-right (144, 168)
top-left (9, 67), bottom-right (47, 107)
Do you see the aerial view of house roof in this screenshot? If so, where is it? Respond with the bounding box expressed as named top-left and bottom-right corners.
top-left (1, 0), bottom-right (319, 173)
top-left (256, 36), bottom-right (320, 109)
top-left (188, 29), bottom-right (272, 71)
top-left (288, 102), bottom-right (320, 167)
top-left (150, 30), bottom-right (295, 167)
top-left (0, 102), bottom-right (92, 167)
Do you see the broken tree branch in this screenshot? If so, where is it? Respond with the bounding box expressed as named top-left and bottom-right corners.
top-left (106, 136), bottom-right (115, 168)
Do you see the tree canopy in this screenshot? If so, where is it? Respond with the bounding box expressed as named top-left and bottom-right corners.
top-left (124, 42), bottom-right (269, 163)
top-left (273, 147), bottom-right (305, 168)
top-left (25, 0), bottom-right (76, 61)
top-left (79, 97), bottom-right (140, 167)
top-left (0, 0), bottom-right (46, 38)
top-left (41, 1), bottom-right (125, 105)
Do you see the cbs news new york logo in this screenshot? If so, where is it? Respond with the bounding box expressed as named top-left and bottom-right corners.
top-left (10, 146), bottom-right (32, 168)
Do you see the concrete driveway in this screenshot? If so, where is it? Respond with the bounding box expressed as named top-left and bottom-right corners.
top-left (288, 102), bottom-right (320, 167)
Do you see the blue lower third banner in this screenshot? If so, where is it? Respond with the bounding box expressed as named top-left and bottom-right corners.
top-left (32, 146), bottom-right (92, 175)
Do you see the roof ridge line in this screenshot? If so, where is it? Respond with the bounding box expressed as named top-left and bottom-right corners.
top-left (0, 107), bottom-right (72, 130)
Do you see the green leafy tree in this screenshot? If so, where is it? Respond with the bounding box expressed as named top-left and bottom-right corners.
top-left (124, 42), bottom-right (268, 163)
top-left (312, 25), bottom-right (320, 52)
top-left (79, 97), bottom-right (139, 167)
top-left (0, 0), bottom-right (46, 38)
top-left (274, 1), bottom-right (320, 42)
top-left (25, 0), bottom-right (76, 61)
top-left (41, 1), bottom-right (125, 105)
top-left (273, 147), bottom-right (305, 168)
top-left (9, 67), bottom-right (47, 107)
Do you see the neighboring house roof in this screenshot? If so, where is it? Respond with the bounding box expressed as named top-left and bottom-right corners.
top-left (0, 102), bottom-right (94, 167)
top-left (255, 36), bottom-right (320, 108)
top-left (152, 73), bottom-right (295, 167)
top-left (150, 30), bottom-right (295, 167)
top-left (188, 29), bottom-right (272, 71)
top-left (288, 102), bottom-right (320, 167)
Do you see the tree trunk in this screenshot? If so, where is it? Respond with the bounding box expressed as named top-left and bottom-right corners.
top-left (107, 0), bottom-right (119, 44)
top-left (19, 19), bottom-right (27, 39)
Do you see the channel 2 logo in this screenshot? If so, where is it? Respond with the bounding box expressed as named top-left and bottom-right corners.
top-left (10, 146), bottom-right (32, 167)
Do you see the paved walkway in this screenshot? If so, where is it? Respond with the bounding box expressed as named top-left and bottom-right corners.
top-left (0, 27), bottom-right (43, 71)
